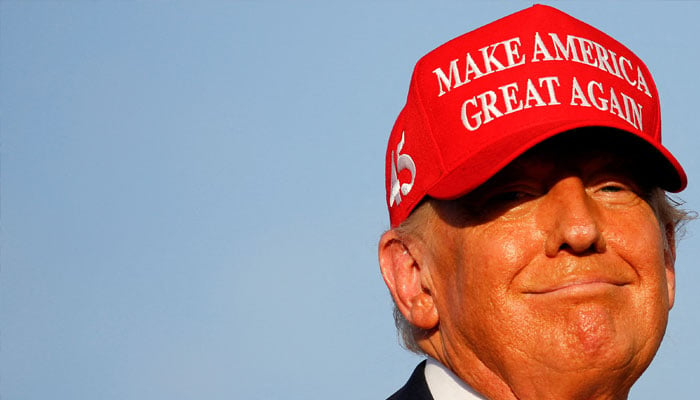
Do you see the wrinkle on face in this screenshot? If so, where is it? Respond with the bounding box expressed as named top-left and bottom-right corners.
top-left (417, 131), bottom-right (674, 399)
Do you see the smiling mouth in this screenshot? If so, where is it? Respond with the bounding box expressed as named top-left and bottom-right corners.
top-left (525, 279), bottom-right (629, 295)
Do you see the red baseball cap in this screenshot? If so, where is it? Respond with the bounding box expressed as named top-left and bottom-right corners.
top-left (385, 4), bottom-right (687, 227)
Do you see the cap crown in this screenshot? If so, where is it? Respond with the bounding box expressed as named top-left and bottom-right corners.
top-left (386, 4), bottom-right (685, 226)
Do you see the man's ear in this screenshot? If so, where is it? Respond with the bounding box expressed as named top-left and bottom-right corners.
top-left (664, 223), bottom-right (676, 309)
top-left (378, 229), bottom-right (439, 330)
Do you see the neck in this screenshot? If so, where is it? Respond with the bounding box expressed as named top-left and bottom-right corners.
top-left (418, 334), bottom-right (635, 400)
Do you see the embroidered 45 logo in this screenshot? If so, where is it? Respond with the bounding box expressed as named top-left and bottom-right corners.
top-left (389, 132), bottom-right (416, 207)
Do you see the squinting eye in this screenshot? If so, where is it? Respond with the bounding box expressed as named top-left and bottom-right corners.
top-left (490, 190), bottom-right (536, 204)
top-left (600, 185), bottom-right (624, 193)
top-left (592, 181), bottom-right (642, 205)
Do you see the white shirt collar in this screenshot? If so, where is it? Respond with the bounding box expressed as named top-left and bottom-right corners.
top-left (423, 358), bottom-right (488, 400)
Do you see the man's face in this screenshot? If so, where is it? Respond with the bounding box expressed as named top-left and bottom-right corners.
top-left (422, 136), bottom-right (675, 389)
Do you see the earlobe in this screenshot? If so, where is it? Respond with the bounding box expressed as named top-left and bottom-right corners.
top-left (410, 292), bottom-right (440, 329)
top-left (378, 230), bottom-right (439, 330)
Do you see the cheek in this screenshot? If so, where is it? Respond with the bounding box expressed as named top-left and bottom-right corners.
top-left (498, 235), bottom-right (532, 266)
top-left (605, 211), bottom-right (666, 272)
top-left (455, 221), bottom-right (543, 297)
top-left (603, 210), bottom-right (670, 305)
top-left (478, 220), bottom-right (543, 269)
top-left (436, 222), bottom-right (546, 355)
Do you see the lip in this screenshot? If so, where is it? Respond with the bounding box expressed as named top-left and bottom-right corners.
top-left (524, 278), bottom-right (629, 295)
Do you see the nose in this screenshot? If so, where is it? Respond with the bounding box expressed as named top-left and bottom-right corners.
top-left (544, 177), bottom-right (606, 257)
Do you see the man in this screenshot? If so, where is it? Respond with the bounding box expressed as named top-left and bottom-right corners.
top-left (378, 5), bottom-right (690, 400)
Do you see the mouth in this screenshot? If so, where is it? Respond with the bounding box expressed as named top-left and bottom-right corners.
top-left (524, 279), bottom-right (629, 296)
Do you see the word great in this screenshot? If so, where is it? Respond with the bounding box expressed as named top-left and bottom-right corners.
top-left (461, 76), bottom-right (643, 131)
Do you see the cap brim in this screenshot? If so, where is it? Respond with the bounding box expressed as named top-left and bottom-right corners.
top-left (427, 121), bottom-right (686, 200)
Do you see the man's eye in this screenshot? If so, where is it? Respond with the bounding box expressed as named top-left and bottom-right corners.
top-left (490, 190), bottom-right (535, 204)
top-left (596, 181), bottom-right (640, 195)
top-left (592, 181), bottom-right (642, 204)
top-left (600, 185), bottom-right (624, 193)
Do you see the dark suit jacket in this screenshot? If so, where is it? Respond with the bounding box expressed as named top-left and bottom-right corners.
top-left (387, 361), bottom-right (434, 400)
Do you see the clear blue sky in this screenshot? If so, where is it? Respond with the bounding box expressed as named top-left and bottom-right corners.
top-left (2, 2), bottom-right (699, 399)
